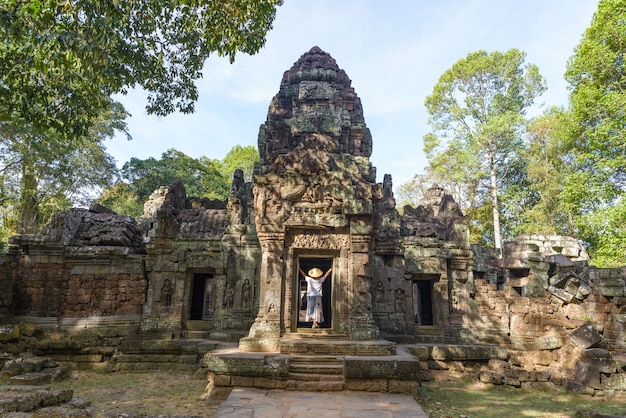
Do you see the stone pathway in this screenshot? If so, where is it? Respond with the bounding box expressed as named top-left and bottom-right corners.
top-left (213, 387), bottom-right (428, 418)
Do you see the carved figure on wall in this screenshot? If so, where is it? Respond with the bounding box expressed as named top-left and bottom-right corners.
top-left (375, 280), bottom-right (385, 304)
top-left (161, 279), bottom-right (173, 307)
top-left (231, 169), bottom-right (244, 197)
top-left (394, 288), bottom-right (405, 314)
top-left (298, 264), bottom-right (333, 328)
top-left (241, 279), bottom-right (252, 308)
top-left (223, 285), bottom-right (234, 309)
top-left (301, 189), bottom-right (314, 203)
top-left (383, 174), bottom-right (393, 200)
top-left (450, 284), bottom-right (460, 314)
top-left (323, 192), bottom-right (333, 213)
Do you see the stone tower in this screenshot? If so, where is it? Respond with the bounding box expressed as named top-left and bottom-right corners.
top-left (240, 47), bottom-right (381, 351)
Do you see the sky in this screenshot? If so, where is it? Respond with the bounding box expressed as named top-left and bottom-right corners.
top-left (106, 0), bottom-right (599, 190)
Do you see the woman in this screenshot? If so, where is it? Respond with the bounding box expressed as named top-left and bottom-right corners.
top-left (298, 264), bottom-right (333, 328)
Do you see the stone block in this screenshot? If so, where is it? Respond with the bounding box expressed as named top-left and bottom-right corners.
top-left (0, 397), bottom-right (17, 414)
top-left (345, 379), bottom-right (367, 391)
top-left (535, 370), bottom-right (551, 382)
top-left (488, 359), bottom-right (508, 373)
top-left (580, 348), bottom-right (611, 360)
top-left (0, 325), bottom-right (20, 343)
top-left (574, 362), bottom-right (602, 389)
top-left (590, 358), bottom-right (617, 374)
top-left (42, 366), bottom-right (70, 382)
top-left (545, 254), bottom-right (575, 268)
top-left (548, 285), bottom-right (575, 303)
top-left (504, 376), bottom-right (521, 387)
top-left (364, 378), bottom-right (388, 392)
top-left (536, 335), bottom-right (561, 350)
top-left (601, 373), bottom-right (626, 390)
top-left (507, 368), bottom-right (535, 382)
top-left (213, 373), bottom-right (232, 387)
top-left (596, 286), bottom-right (625, 297)
top-left (569, 323), bottom-right (602, 349)
top-left (0, 361), bottom-right (25, 381)
top-left (9, 372), bottom-right (52, 385)
top-left (388, 379), bottom-right (419, 395)
top-left (253, 376), bottom-right (277, 388)
top-left (479, 370), bottom-right (504, 385)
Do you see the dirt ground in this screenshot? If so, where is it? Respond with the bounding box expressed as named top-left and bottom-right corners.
top-left (51, 369), bottom-right (231, 417)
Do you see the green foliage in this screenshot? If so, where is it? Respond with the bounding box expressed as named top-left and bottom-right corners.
top-left (0, 97), bottom-right (124, 237)
top-left (121, 149), bottom-right (229, 202)
top-left (396, 173), bottom-right (431, 209)
top-left (0, 0), bottom-right (283, 138)
top-left (424, 49), bottom-right (546, 252)
top-left (219, 145), bottom-right (259, 182)
top-left (98, 183), bottom-right (144, 219)
top-left (100, 145), bottom-right (259, 216)
top-left (563, 0), bottom-right (626, 266)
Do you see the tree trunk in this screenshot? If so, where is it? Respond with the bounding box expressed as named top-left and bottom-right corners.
top-left (488, 152), bottom-right (502, 258)
top-left (19, 162), bottom-right (39, 235)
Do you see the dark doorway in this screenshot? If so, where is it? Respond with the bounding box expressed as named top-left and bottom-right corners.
top-left (413, 280), bottom-right (434, 326)
top-left (190, 273), bottom-right (213, 320)
top-left (297, 257), bottom-right (333, 329)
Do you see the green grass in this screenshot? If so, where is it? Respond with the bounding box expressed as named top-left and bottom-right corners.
top-left (420, 374), bottom-right (626, 418)
top-left (52, 370), bottom-right (222, 416)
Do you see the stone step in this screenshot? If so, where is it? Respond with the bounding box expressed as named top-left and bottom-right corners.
top-left (288, 372), bottom-right (344, 382)
top-left (284, 331), bottom-right (349, 339)
top-left (182, 331), bottom-right (212, 339)
top-left (289, 355), bottom-right (343, 363)
top-left (287, 380), bottom-right (346, 391)
top-left (289, 363), bottom-right (343, 375)
top-left (9, 372), bottom-right (52, 385)
top-left (280, 339), bottom-right (396, 356)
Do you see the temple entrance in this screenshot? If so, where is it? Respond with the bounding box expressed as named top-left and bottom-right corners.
top-left (296, 256), bottom-right (333, 329)
top-left (190, 273), bottom-right (213, 320)
top-left (413, 278), bottom-right (434, 326)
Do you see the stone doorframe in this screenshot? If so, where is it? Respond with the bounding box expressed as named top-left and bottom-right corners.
top-left (290, 253), bottom-right (338, 332)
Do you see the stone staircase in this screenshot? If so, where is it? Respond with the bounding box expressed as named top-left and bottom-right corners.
top-left (287, 355), bottom-right (345, 391)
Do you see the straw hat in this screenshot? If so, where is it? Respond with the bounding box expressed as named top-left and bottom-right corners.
top-left (308, 268), bottom-right (323, 278)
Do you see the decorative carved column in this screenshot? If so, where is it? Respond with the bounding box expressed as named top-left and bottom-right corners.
top-left (347, 235), bottom-right (380, 340)
top-left (239, 232), bottom-right (284, 352)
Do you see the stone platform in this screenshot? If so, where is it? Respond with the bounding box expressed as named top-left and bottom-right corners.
top-left (204, 341), bottom-right (422, 395)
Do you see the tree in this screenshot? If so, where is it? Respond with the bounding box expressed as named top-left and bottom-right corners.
top-left (100, 144), bottom-right (260, 216)
top-left (219, 145), bottom-right (260, 182)
top-left (0, 97), bottom-right (125, 237)
top-left (563, 0), bottom-right (626, 266)
top-left (521, 108), bottom-right (575, 236)
top-left (1, 0), bottom-right (283, 138)
top-left (121, 149), bottom-right (229, 202)
top-left (424, 49), bottom-right (546, 256)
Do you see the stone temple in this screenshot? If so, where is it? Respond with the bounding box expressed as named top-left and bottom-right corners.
top-left (1, 47), bottom-right (625, 396)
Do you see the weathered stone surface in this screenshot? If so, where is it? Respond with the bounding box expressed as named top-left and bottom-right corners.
top-left (601, 373), bottom-right (626, 390)
top-left (574, 362), bottom-right (603, 389)
top-left (203, 352), bottom-right (289, 378)
top-left (548, 285), bottom-right (575, 303)
top-left (569, 323), bottom-right (603, 349)
top-left (344, 358), bottom-right (420, 379)
top-left (536, 335), bottom-right (562, 350)
top-left (9, 372), bottom-right (52, 385)
top-left (479, 370), bottom-right (504, 385)
top-left (0, 325), bottom-right (20, 343)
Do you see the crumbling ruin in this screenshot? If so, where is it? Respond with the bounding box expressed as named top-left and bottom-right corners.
top-left (1, 47), bottom-right (625, 397)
